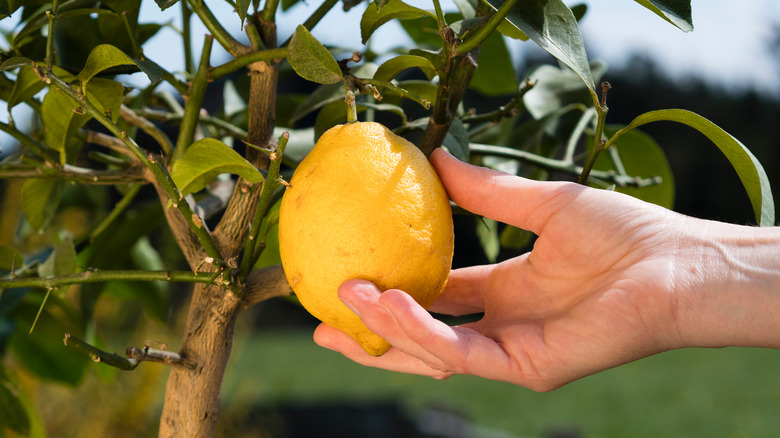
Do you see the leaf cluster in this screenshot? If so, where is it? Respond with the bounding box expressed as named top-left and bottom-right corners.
top-left (0, 0), bottom-right (774, 435)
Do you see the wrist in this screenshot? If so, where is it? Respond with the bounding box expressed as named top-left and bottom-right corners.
top-left (676, 220), bottom-right (780, 349)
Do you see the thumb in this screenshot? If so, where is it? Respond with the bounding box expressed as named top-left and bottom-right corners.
top-left (430, 148), bottom-right (587, 234)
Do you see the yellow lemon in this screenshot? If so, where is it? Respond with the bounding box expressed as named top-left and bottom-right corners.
top-left (278, 121), bottom-right (454, 356)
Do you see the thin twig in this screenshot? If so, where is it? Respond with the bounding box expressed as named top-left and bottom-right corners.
top-left (0, 269), bottom-right (230, 290)
top-left (238, 131), bottom-right (289, 280)
top-left (461, 78), bottom-right (535, 124)
top-left (120, 106), bottom-right (174, 156)
top-left (63, 334), bottom-right (186, 371)
top-left (470, 143), bottom-right (662, 188)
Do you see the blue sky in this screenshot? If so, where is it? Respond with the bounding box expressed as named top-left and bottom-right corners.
top-left (133, 0), bottom-right (779, 96)
top-left (2, 0), bottom-right (779, 151)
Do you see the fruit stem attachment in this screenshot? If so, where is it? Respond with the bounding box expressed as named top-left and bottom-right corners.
top-left (345, 87), bottom-right (358, 123)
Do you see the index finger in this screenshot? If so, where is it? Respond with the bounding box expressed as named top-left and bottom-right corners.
top-left (431, 148), bottom-right (588, 235)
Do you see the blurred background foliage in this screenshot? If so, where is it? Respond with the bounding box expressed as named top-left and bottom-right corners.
top-left (1, 0), bottom-right (779, 437)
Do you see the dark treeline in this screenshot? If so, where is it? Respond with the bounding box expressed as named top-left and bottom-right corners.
top-left (597, 54), bottom-right (780, 225)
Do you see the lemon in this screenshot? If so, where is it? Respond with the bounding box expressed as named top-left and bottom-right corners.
top-left (278, 121), bottom-right (454, 356)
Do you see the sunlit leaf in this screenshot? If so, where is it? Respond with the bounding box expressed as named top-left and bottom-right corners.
top-left (171, 138), bottom-right (263, 197)
top-left (634, 0), bottom-right (692, 32)
top-left (609, 109), bottom-right (774, 226)
top-left (288, 25), bottom-right (343, 85)
top-left (484, 0), bottom-right (594, 92)
top-left (77, 44), bottom-right (163, 86)
top-left (374, 55), bottom-right (436, 82)
top-left (523, 62), bottom-right (606, 119)
top-left (361, 0), bottom-right (436, 44)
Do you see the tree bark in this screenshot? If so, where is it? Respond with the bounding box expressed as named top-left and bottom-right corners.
top-left (158, 282), bottom-right (239, 437)
top-left (157, 14), bottom-right (282, 438)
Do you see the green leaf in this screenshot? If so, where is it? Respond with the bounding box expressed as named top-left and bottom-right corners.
top-left (237, 0), bottom-right (252, 27)
top-left (171, 138), bottom-right (264, 197)
top-left (608, 109), bottom-right (774, 226)
top-left (154, 0), bottom-right (180, 10)
top-left (289, 82), bottom-right (344, 126)
top-left (361, 0), bottom-right (436, 44)
top-left (77, 44), bottom-right (163, 86)
top-left (497, 20), bottom-right (529, 40)
top-left (476, 217), bottom-right (499, 263)
top-left (468, 30), bottom-right (517, 96)
top-left (10, 300), bottom-right (88, 385)
top-left (393, 79), bottom-right (438, 106)
top-left (85, 77), bottom-right (124, 124)
top-left (374, 55), bottom-right (436, 82)
top-left (0, 56), bottom-right (34, 71)
top-left (38, 237), bottom-right (77, 278)
top-left (594, 126), bottom-right (675, 209)
top-left (634, 0), bottom-right (692, 32)
top-left (21, 179), bottom-right (66, 232)
top-left (289, 64), bottom-right (377, 125)
top-left (0, 246), bottom-right (24, 271)
top-left (571, 3), bottom-right (587, 21)
top-left (41, 84), bottom-right (91, 158)
top-left (452, 0), bottom-right (477, 18)
top-left (399, 16), bottom-right (446, 48)
top-left (287, 25), bottom-right (343, 85)
top-left (523, 62), bottom-right (605, 119)
top-left (500, 225), bottom-right (533, 250)
top-left (443, 118), bottom-right (470, 161)
top-left (7, 65), bottom-right (46, 110)
top-left (0, 364), bottom-right (31, 436)
top-left (253, 199), bottom-right (283, 269)
top-left (484, 0), bottom-right (595, 92)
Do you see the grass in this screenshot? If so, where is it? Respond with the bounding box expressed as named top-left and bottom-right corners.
top-left (221, 329), bottom-right (780, 438)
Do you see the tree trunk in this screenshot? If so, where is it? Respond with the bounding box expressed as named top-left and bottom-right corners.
top-left (157, 15), bottom-right (282, 438)
top-left (158, 283), bottom-right (242, 437)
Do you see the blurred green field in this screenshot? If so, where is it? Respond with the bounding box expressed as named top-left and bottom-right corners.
top-left (219, 328), bottom-right (780, 438)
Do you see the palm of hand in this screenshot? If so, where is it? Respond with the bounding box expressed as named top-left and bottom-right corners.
top-left (314, 150), bottom-right (686, 391)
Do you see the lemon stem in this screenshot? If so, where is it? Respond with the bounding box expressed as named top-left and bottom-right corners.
top-left (345, 87), bottom-right (358, 123)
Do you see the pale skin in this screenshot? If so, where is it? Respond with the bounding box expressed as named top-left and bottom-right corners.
top-left (313, 148), bottom-right (780, 392)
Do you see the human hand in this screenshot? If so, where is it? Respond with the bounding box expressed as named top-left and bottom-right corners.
top-left (313, 148), bottom-right (779, 391)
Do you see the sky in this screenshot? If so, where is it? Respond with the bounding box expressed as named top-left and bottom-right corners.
top-left (129, 0), bottom-right (780, 95)
top-left (1, 0), bottom-right (779, 151)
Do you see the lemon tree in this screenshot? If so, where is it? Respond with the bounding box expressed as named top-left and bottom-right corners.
top-left (0, 0), bottom-right (775, 437)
